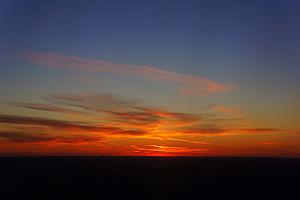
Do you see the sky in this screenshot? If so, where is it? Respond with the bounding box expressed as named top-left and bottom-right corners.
top-left (0, 0), bottom-right (299, 156)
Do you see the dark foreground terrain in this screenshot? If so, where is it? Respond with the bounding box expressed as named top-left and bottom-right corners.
top-left (0, 157), bottom-right (299, 199)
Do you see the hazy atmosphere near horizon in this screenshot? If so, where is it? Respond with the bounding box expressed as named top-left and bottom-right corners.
top-left (0, 0), bottom-right (299, 157)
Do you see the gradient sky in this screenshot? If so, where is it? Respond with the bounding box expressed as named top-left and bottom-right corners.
top-left (0, 0), bottom-right (299, 156)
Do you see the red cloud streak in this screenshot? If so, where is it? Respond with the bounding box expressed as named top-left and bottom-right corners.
top-left (22, 50), bottom-right (234, 96)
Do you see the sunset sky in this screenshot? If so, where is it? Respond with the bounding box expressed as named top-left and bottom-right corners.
top-left (0, 0), bottom-right (299, 157)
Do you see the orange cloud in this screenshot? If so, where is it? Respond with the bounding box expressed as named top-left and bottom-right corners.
top-left (130, 145), bottom-right (208, 156)
top-left (22, 50), bottom-right (234, 96)
top-left (5, 93), bottom-right (283, 138)
top-left (2, 92), bottom-right (289, 156)
top-left (257, 141), bottom-right (282, 146)
top-left (0, 114), bottom-right (147, 136)
top-left (0, 130), bottom-right (104, 144)
top-left (44, 93), bottom-right (201, 129)
top-left (207, 104), bottom-right (239, 114)
top-left (239, 128), bottom-right (282, 133)
top-left (178, 127), bottom-right (282, 136)
top-left (8, 102), bottom-right (86, 115)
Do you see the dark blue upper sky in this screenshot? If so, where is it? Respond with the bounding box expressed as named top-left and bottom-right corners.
top-left (1, 0), bottom-right (300, 67)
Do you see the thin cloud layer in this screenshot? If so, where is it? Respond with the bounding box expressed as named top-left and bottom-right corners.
top-left (130, 145), bottom-right (208, 155)
top-left (207, 104), bottom-right (239, 114)
top-left (9, 102), bottom-right (84, 115)
top-left (179, 127), bottom-right (282, 136)
top-left (4, 93), bottom-right (281, 136)
top-left (0, 114), bottom-right (147, 136)
top-left (0, 130), bottom-right (104, 144)
top-left (1, 93), bottom-right (288, 156)
top-left (22, 51), bottom-right (234, 96)
top-left (46, 93), bottom-right (202, 129)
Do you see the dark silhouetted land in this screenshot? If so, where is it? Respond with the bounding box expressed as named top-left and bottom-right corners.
top-left (0, 157), bottom-right (299, 199)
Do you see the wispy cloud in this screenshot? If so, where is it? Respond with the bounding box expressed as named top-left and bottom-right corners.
top-left (2, 92), bottom-right (287, 156)
top-left (45, 93), bottom-right (201, 129)
top-left (178, 126), bottom-right (282, 136)
top-left (239, 128), bottom-right (282, 133)
top-left (0, 130), bottom-right (104, 144)
top-left (0, 114), bottom-right (147, 136)
top-left (5, 93), bottom-right (281, 137)
top-left (257, 141), bottom-right (282, 146)
top-left (22, 50), bottom-right (234, 96)
top-left (8, 102), bottom-right (85, 115)
top-left (130, 145), bottom-right (208, 155)
top-left (207, 104), bottom-right (239, 114)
